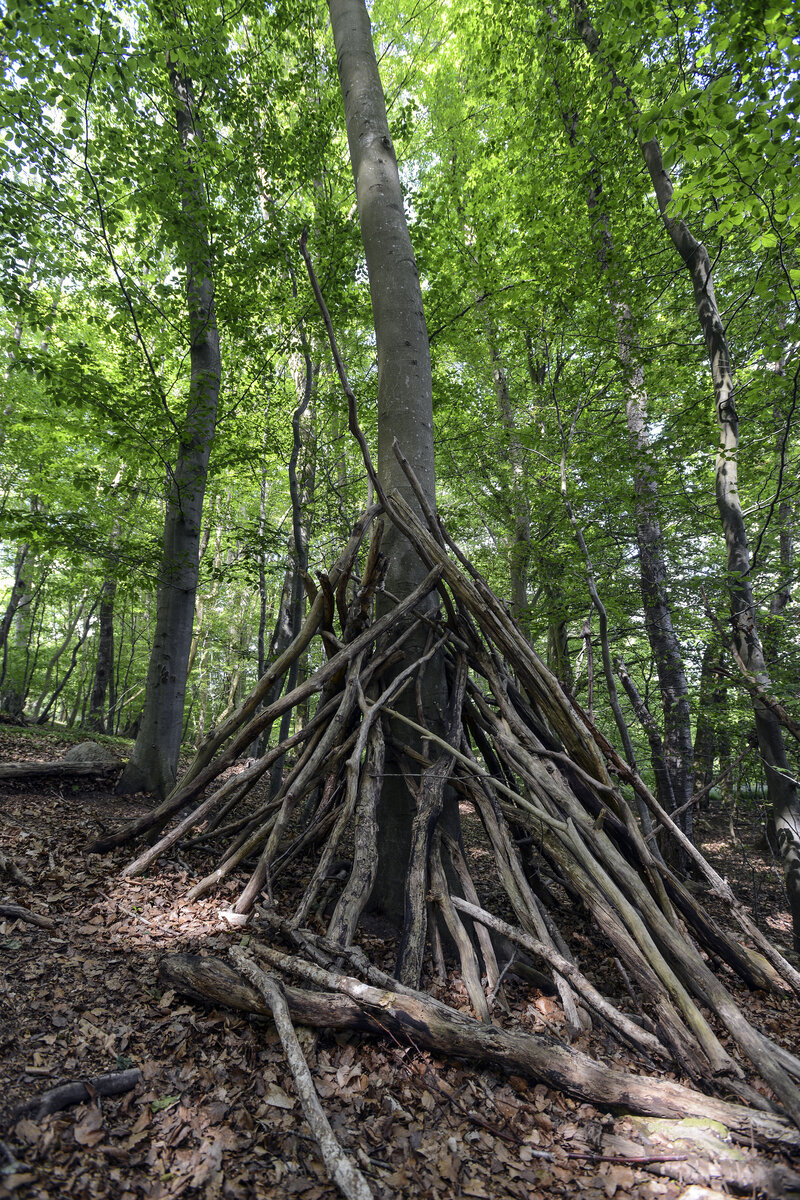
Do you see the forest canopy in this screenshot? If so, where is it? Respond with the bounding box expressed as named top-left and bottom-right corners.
top-left (1, 0), bottom-right (796, 757)
top-left (2, 0), bottom-right (800, 1191)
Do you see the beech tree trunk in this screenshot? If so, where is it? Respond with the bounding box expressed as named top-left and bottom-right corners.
top-left (117, 57), bottom-right (220, 798)
top-left (0, 548), bottom-right (38, 720)
top-left (32, 594), bottom-right (87, 719)
top-left (553, 65), bottom-right (695, 833)
top-left (571, 0), bottom-right (800, 950)
top-left (328, 0), bottom-right (448, 923)
top-left (692, 640), bottom-right (728, 801)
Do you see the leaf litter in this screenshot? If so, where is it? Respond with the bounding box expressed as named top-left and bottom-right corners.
top-left (2, 727), bottom-right (800, 1199)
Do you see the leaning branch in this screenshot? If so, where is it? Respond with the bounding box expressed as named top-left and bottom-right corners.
top-left (229, 947), bottom-right (373, 1200)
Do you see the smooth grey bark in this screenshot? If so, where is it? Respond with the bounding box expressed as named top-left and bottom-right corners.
top-left (328, 0), bottom-right (447, 923)
top-left (117, 59), bottom-right (221, 798)
top-left (328, 0), bottom-right (436, 594)
top-left (572, 0), bottom-right (800, 946)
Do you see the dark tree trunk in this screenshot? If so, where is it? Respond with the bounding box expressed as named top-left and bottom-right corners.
top-left (117, 58), bottom-right (221, 798)
top-left (693, 640), bottom-right (728, 802)
top-left (88, 577), bottom-right (116, 733)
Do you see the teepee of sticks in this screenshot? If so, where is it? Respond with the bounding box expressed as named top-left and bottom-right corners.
top-left (96, 445), bottom-right (800, 1144)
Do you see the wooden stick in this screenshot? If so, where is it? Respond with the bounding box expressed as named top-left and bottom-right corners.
top-left (229, 947), bottom-right (373, 1200)
top-left (16, 1069), bottom-right (142, 1119)
top-left (242, 944), bottom-right (800, 1145)
top-left (448, 895), bottom-right (666, 1059)
top-left (0, 904), bottom-right (56, 930)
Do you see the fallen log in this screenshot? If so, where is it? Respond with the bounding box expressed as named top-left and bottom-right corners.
top-left (160, 952), bottom-right (800, 1150)
top-left (605, 1118), bottom-right (800, 1198)
top-left (0, 761), bottom-right (119, 782)
top-left (229, 947), bottom-right (373, 1200)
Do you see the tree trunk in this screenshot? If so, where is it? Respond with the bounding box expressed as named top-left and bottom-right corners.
top-left (693, 640), bottom-right (728, 802)
top-left (0, 544), bottom-right (30, 671)
top-left (481, 312), bottom-right (531, 631)
top-left (553, 67), bottom-right (695, 833)
top-left (328, 0), bottom-right (436, 592)
top-left (32, 594), bottom-right (87, 719)
top-left (117, 56), bottom-right (221, 798)
top-left (328, 0), bottom-right (447, 923)
top-left (764, 399), bottom-right (795, 668)
top-left (161, 950), bottom-right (800, 1148)
top-left (36, 596), bottom-right (99, 725)
top-left (571, 0), bottom-right (800, 948)
top-left (0, 547), bottom-right (39, 721)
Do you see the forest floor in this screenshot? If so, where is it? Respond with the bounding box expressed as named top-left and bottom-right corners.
top-left (1, 725), bottom-right (799, 1200)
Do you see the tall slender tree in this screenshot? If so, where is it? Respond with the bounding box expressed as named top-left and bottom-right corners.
top-left (116, 49), bottom-right (221, 796)
top-left (327, 0), bottom-right (450, 923)
top-left (571, 0), bottom-right (800, 946)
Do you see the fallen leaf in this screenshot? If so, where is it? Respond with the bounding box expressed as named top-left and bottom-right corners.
top-left (0, 1172), bottom-right (37, 1190)
top-left (74, 1107), bottom-right (105, 1147)
top-left (14, 1119), bottom-right (40, 1145)
top-left (262, 1083), bottom-right (294, 1110)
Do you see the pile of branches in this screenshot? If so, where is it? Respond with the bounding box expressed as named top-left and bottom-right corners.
top-left (94, 457), bottom-right (800, 1148)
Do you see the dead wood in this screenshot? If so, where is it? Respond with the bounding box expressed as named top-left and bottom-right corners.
top-left (15, 1069), bottom-right (142, 1119)
top-left (93, 475), bottom-right (800, 1139)
top-left (0, 904), bottom-right (56, 929)
top-left (0, 761), bottom-right (119, 782)
top-left (616, 1116), bottom-right (800, 1197)
top-left (447, 894), bottom-right (666, 1060)
top-left (229, 947), bottom-right (373, 1200)
top-left (160, 949), bottom-right (800, 1150)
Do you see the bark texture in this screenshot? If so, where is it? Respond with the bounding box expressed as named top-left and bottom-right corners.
top-left (88, 577), bottom-right (116, 733)
top-left (162, 950), bottom-right (800, 1149)
top-left (117, 58), bottom-right (221, 798)
top-left (328, 0), bottom-right (447, 923)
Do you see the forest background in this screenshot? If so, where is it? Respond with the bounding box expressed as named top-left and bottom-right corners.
top-left (0, 0), bottom-right (798, 846)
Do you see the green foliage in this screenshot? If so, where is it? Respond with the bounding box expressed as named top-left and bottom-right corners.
top-left (0, 0), bottom-right (796, 789)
